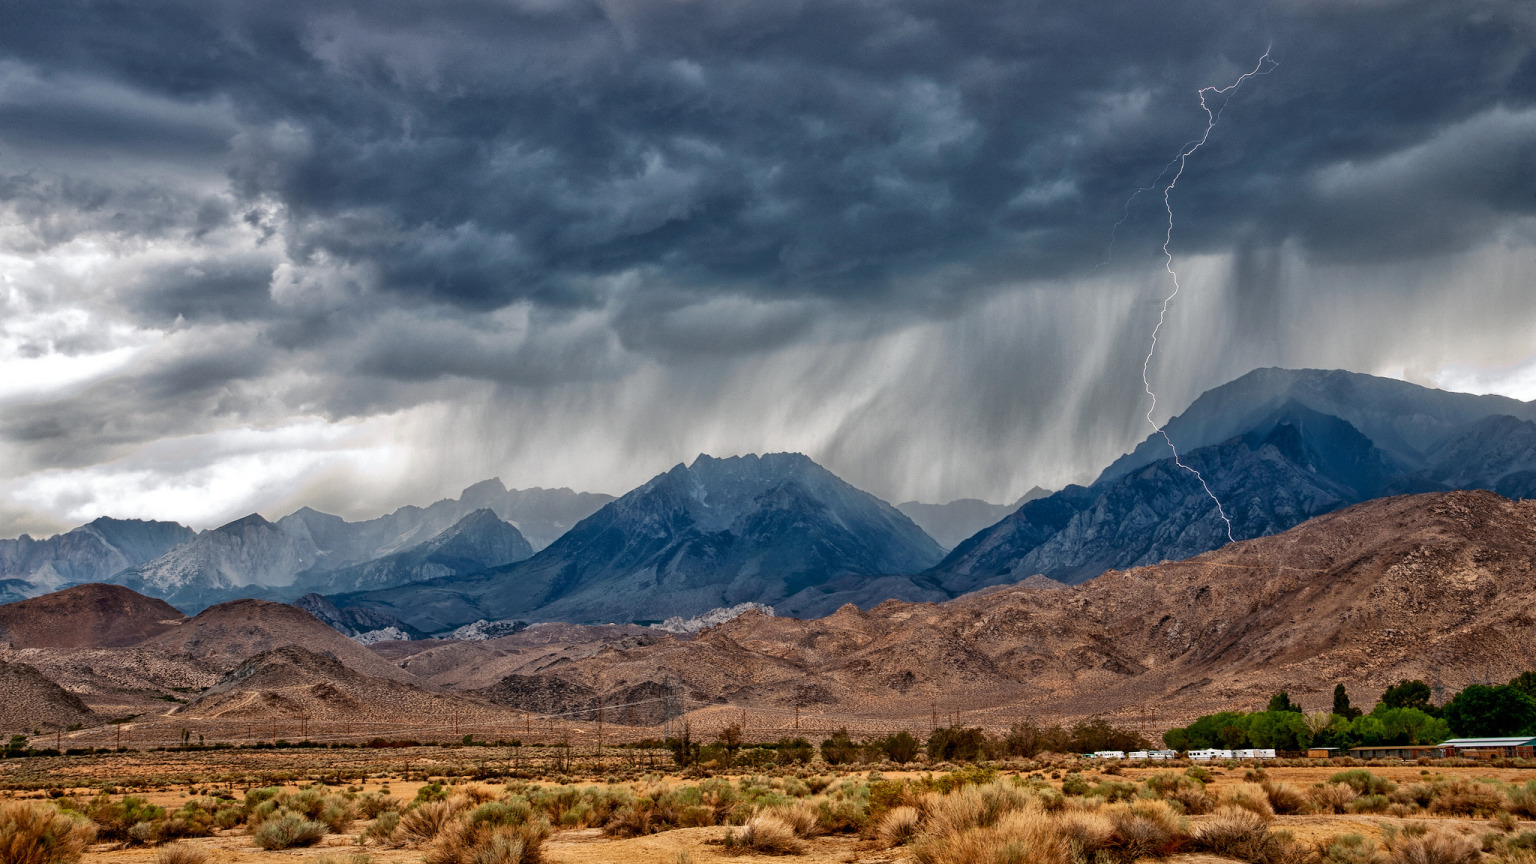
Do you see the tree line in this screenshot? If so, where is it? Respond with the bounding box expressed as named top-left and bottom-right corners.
top-left (1165, 673), bottom-right (1536, 752)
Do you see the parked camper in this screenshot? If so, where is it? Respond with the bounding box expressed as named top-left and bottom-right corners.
top-left (1148, 750), bottom-right (1177, 759)
top-left (1188, 749), bottom-right (1233, 760)
top-left (1092, 750), bottom-right (1126, 759)
top-left (1234, 748), bottom-right (1276, 759)
top-left (1127, 751), bottom-right (1150, 759)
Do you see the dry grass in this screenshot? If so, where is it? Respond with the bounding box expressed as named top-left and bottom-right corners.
top-left (423, 821), bottom-right (550, 864)
top-left (1313, 782), bottom-right (1360, 813)
top-left (400, 797), bottom-right (474, 845)
top-left (1261, 779), bottom-right (1311, 815)
top-left (0, 801), bottom-right (95, 864)
top-left (726, 815), bottom-right (803, 856)
top-left (1427, 781), bottom-right (1508, 817)
top-left (1383, 828), bottom-right (1480, 864)
top-left (1190, 806), bottom-right (1294, 864)
top-left (1221, 782), bottom-right (1276, 820)
top-left (876, 806), bottom-right (922, 847)
top-left (151, 843), bottom-right (207, 864)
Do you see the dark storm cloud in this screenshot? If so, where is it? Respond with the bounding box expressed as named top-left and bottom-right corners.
top-left (2, 0), bottom-right (1535, 527)
top-left (8, 0), bottom-right (1531, 320)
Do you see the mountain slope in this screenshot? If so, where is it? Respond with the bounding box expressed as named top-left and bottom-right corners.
top-left (136, 599), bottom-right (419, 683)
top-left (454, 491), bottom-right (1536, 726)
top-left (176, 646), bottom-right (500, 724)
top-left (932, 369), bottom-right (1536, 590)
top-left (294, 510), bottom-right (533, 595)
top-left (933, 402), bottom-right (1404, 588)
top-left (1099, 367), bottom-right (1536, 483)
top-left (0, 661), bottom-right (99, 732)
top-left (0, 584), bottom-right (186, 649)
top-left (335, 453), bottom-right (946, 630)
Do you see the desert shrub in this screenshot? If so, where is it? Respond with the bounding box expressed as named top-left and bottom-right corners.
top-left (1060, 773), bottom-right (1091, 796)
top-left (1330, 770), bottom-right (1397, 796)
top-left (0, 802), bottom-right (95, 864)
top-left (1261, 780), bottom-right (1310, 815)
top-left (251, 813), bottom-right (327, 850)
top-left (77, 794), bottom-right (165, 844)
top-left (361, 811), bottom-right (400, 846)
top-left (1312, 782), bottom-right (1359, 813)
top-left (423, 820), bottom-right (549, 864)
top-left (1088, 780), bottom-right (1138, 803)
top-left (1190, 806), bottom-right (1295, 864)
top-left (1164, 784), bottom-right (1211, 815)
top-left (1348, 794), bottom-right (1393, 814)
top-left (1318, 833), bottom-right (1381, 864)
top-left (355, 793), bottom-right (401, 819)
top-left (1429, 781), bottom-right (1507, 817)
top-left (1508, 781), bottom-right (1536, 819)
top-left (1221, 783), bottom-right (1276, 819)
top-left (770, 802), bottom-right (822, 839)
top-left (401, 797), bottom-right (476, 846)
top-left (1102, 798), bottom-right (1188, 859)
top-left (877, 806), bottom-right (922, 847)
top-left (1383, 828), bottom-right (1480, 864)
top-left (153, 842), bottom-right (208, 864)
top-left (725, 815), bottom-right (802, 855)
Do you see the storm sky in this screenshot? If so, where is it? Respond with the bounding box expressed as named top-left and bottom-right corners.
top-left (2, 0), bottom-right (1535, 536)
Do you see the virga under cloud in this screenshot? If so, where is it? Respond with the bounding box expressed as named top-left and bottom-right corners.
top-left (1, 0), bottom-right (1533, 535)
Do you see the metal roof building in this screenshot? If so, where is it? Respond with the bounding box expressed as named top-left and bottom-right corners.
top-left (1435, 737), bottom-right (1536, 758)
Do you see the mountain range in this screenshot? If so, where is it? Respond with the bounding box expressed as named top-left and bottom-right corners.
top-left (332, 453), bottom-right (947, 632)
top-left (0, 483), bottom-right (610, 612)
top-left (1, 487), bottom-right (1533, 745)
top-left (1, 367), bottom-right (1533, 634)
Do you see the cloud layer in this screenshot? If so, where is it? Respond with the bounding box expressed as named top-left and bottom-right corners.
top-left (1, 0), bottom-right (1534, 534)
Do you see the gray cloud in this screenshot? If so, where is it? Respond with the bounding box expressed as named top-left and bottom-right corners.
top-left (0, 0), bottom-right (1534, 534)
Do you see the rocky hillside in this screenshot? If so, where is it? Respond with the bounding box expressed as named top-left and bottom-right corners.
top-left (0, 583), bottom-right (186, 648)
top-left (137, 599), bottom-right (419, 683)
top-left (0, 661), bottom-right (99, 733)
top-left (451, 491), bottom-right (1536, 726)
top-left (333, 453), bottom-right (946, 630)
top-left (177, 646), bottom-right (503, 724)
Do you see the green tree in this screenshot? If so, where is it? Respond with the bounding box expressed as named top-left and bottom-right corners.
top-left (1509, 672), bottom-right (1536, 701)
top-left (820, 728), bottom-right (859, 765)
top-left (1162, 727), bottom-right (1189, 751)
top-left (1333, 684), bottom-right (1362, 720)
top-left (880, 731), bottom-right (921, 764)
top-left (1266, 691), bottom-right (1302, 713)
top-left (1442, 684), bottom-right (1536, 737)
top-left (1379, 680), bottom-right (1436, 714)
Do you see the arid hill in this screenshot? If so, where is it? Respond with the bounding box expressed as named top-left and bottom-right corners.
top-left (0, 583), bottom-right (186, 649)
top-left (137, 599), bottom-right (420, 684)
top-left (176, 646), bottom-right (512, 726)
top-left (458, 491), bottom-right (1536, 727)
top-left (0, 661), bottom-right (98, 732)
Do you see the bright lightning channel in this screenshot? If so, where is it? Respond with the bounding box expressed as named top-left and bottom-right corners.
top-left (1141, 47), bottom-right (1277, 545)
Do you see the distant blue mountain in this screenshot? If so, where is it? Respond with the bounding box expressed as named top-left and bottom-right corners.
top-left (931, 368), bottom-right (1536, 590)
top-left (0, 518), bottom-right (196, 596)
top-left (332, 453), bottom-right (947, 631)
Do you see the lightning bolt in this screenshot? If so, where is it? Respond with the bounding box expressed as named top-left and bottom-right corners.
top-left (1141, 47), bottom-right (1277, 545)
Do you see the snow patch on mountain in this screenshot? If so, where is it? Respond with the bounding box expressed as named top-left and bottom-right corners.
top-left (651, 602), bottom-right (774, 634)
